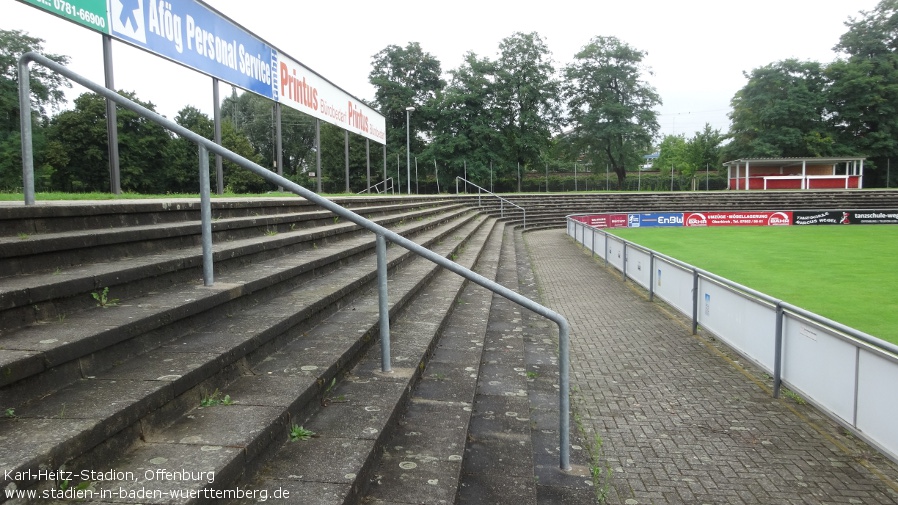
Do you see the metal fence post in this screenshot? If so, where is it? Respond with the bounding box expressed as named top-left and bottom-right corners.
top-left (691, 269), bottom-right (699, 334)
top-left (376, 233), bottom-right (392, 373)
top-left (622, 243), bottom-right (628, 283)
top-left (198, 145), bottom-right (214, 286)
top-left (592, 227), bottom-right (596, 257)
top-left (649, 253), bottom-right (655, 301)
top-left (773, 303), bottom-right (784, 398)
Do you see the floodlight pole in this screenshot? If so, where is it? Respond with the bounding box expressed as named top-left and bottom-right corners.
top-left (406, 106), bottom-right (414, 195)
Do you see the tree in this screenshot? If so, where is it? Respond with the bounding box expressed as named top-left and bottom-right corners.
top-left (724, 59), bottom-right (838, 160)
top-left (429, 51), bottom-right (503, 186)
top-left (685, 124), bottom-right (725, 174)
top-left (653, 134), bottom-right (688, 176)
top-left (827, 0), bottom-right (898, 183)
top-left (0, 29), bottom-right (70, 191)
top-left (562, 36), bottom-right (660, 187)
top-left (494, 32), bottom-right (562, 185)
top-left (45, 91), bottom-right (173, 193)
top-left (369, 42), bottom-right (445, 172)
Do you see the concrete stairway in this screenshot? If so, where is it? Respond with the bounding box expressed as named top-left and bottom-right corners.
top-left (0, 196), bottom-right (498, 503)
top-left (461, 189), bottom-right (898, 229)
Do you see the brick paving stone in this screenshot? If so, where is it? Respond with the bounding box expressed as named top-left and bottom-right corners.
top-left (523, 229), bottom-right (898, 505)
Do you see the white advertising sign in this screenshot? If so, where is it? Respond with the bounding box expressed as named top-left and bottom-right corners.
top-left (277, 52), bottom-right (386, 144)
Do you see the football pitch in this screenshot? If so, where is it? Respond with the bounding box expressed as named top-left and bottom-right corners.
top-left (608, 225), bottom-right (898, 346)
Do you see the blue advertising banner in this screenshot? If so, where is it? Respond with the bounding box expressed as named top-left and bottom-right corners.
top-left (109, 0), bottom-right (275, 99)
top-left (627, 213), bottom-right (684, 228)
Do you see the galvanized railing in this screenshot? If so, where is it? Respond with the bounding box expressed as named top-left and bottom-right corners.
top-left (357, 177), bottom-right (395, 195)
top-left (456, 177), bottom-right (527, 229)
top-left (18, 52), bottom-right (572, 469)
top-left (568, 216), bottom-right (898, 464)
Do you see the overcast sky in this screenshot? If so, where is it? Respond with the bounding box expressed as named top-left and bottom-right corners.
top-left (5, 0), bottom-right (881, 140)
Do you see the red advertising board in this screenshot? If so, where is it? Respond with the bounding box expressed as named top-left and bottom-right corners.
top-left (684, 211), bottom-right (793, 227)
top-left (573, 214), bottom-right (628, 228)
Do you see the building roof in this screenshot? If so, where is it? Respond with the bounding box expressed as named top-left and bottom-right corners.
top-left (722, 157), bottom-right (866, 167)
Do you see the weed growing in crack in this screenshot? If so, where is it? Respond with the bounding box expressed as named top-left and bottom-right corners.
top-left (289, 424), bottom-right (315, 441)
top-left (91, 287), bottom-right (119, 308)
top-left (200, 389), bottom-right (234, 407)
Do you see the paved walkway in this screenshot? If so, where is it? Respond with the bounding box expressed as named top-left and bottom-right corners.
top-left (524, 229), bottom-right (898, 505)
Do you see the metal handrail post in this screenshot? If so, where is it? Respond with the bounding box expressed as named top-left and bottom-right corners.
top-left (17, 57), bottom-right (35, 205)
top-left (198, 145), bottom-right (214, 286)
top-left (376, 233), bottom-right (391, 372)
top-left (692, 269), bottom-right (699, 334)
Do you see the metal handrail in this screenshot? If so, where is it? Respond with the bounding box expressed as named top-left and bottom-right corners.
top-left (18, 52), bottom-right (571, 470)
top-left (357, 177), bottom-right (394, 195)
top-left (455, 177), bottom-right (527, 229)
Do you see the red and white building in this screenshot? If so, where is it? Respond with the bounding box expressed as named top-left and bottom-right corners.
top-left (724, 157), bottom-right (866, 190)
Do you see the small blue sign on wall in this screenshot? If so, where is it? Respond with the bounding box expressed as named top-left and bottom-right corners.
top-left (627, 213), bottom-right (684, 228)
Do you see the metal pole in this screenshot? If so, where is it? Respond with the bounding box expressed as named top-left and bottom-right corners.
top-left (415, 156), bottom-right (419, 194)
top-left (102, 35), bottom-right (121, 195)
top-left (198, 145), bottom-right (213, 286)
top-left (773, 303), bottom-right (784, 398)
top-left (691, 270), bottom-right (699, 334)
top-left (18, 57), bottom-right (35, 204)
top-left (545, 163), bottom-right (548, 192)
top-left (275, 102), bottom-right (283, 191)
top-left (574, 163), bottom-right (577, 191)
top-left (366, 139), bottom-right (371, 193)
top-left (406, 108), bottom-right (412, 195)
top-left (490, 162), bottom-right (493, 192)
top-left (376, 233), bottom-right (392, 372)
top-left (517, 162), bottom-right (521, 192)
top-left (383, 144), bottom-right (388, 193)
top-left (344, 130), bottom-right (350, 193)
top-left (622, 243), bottom-right (627, 283)
top-left (434, 159), bottom-right (440, 193)
top-left (212, 78), bottom-right (224, 194)
top-left (649, 254), bottom-right (655, 301)
top-left (315, 119), bottom-right (322, 193)
top-left (397, 154), bottom-right (401, 190)
top-left (464, 160), bottom-right (467, 192)
top-left (606, 164), bottom-right (609, 191)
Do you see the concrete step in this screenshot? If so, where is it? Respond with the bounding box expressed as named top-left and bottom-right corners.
top-left (359, 216), bottom-right (506, 505)
top-left (0, 200), bottom-right (458, 278)
top-left (217, 218), bottom-right (500, 505)
top-left (0, 205), bottom-right (472, 399)
top-left (454, 227), bottom-right (593, 504)
top-left (0, 202), bottom-right (481, 497)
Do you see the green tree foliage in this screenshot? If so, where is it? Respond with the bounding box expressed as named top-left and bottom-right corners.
top-left (220, 90), bottom-right (318, 178)
top-left (562, 36), bottom-right (660, 187)
top-left (494, 32), bottom-right (562, 186)
top-left (167, 105), bottom-right (265, 193)
top-left (0, 29), bottom-right (70, 191)
top-left (653, 134), bottom-right (688, 176)
top-left (369, 42), bottom-right (445, 165)
top-left (827, 0), bottom-right (898, 182)
top-left (429, 52), bottom-right (501, 186)
top-left (45, 91), bottom-right (173, 192)
top-left (724, 59), bottom-right (838, 160)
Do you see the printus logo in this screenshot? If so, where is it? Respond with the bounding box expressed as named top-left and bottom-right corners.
top-left (767, 212), bottom-right (791, 226)
top-left (686, 213), bottom-right (708, 226)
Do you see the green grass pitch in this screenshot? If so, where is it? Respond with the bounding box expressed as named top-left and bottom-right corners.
top-left (608, 225), bottom-right (898, 345)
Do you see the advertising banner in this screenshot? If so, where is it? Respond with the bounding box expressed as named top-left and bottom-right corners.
top-left (109, 0), bottom-right (276, 100)
top-left (19, 0), bottom-right (109, 33)
top-left (684, 211), bottom-right (792, 227)
top-left (277, 53), bottom-right (386, 144)
top-left (627, 213), bottom-right (684, 228)
top-left (571, 214), bottom-right (628, 228)
top-left (793, 210), bottom-right (898, 225)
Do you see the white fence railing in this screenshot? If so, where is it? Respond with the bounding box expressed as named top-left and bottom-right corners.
top-left (567, 217), bottom-right (898, 464)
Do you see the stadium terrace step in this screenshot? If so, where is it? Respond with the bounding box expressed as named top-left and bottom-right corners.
top-left (0, 196), bottom-right (479, 499)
